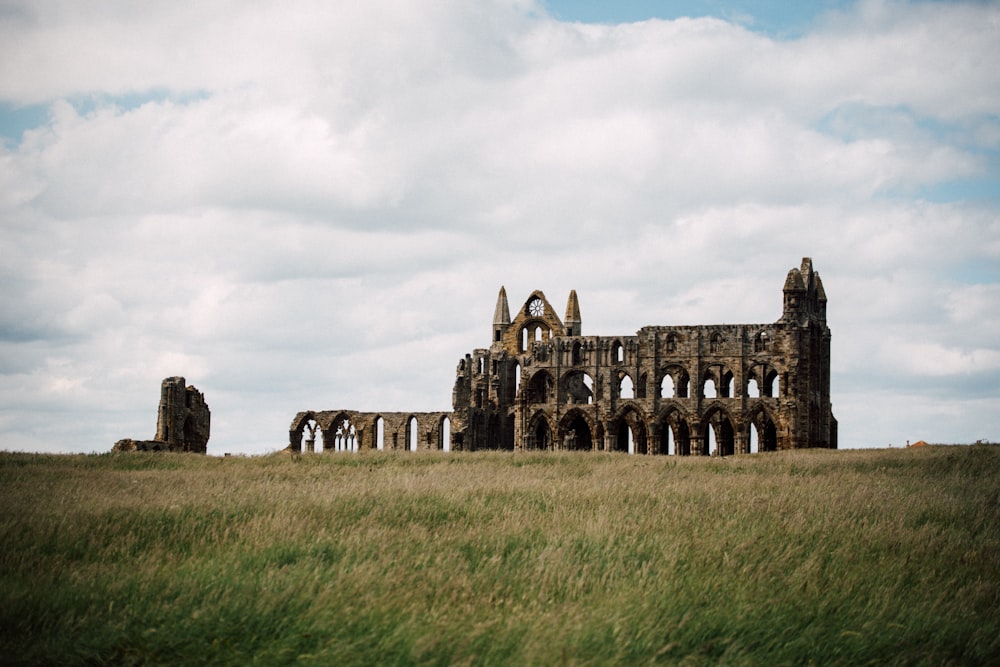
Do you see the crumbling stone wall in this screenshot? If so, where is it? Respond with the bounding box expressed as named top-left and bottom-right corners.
top-left (453, 258), bottom-right (836, 454)
top-left (287, 410), bottom-right (453, 453)
top-left (292, 258), bottom-right (836, 456)
top-left (114, 377), bottom-right (211, 453)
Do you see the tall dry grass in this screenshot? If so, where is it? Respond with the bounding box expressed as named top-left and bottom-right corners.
top-left (1, 446), bottom-right (998, 664)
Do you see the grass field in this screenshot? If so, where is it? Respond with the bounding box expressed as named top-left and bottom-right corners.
top-left (1, 445), bottom-right (998, 665)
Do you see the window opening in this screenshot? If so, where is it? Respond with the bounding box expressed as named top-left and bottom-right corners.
top-left (619, 374), bottom-right (634, 399)
top-left (407, 417), bottom-right (418, 452)
top-left (663, 423), bottom-right (674, 455)
top-left (441, 417), bottom-right (451, 452)
top-left (301, 418), bottom-right (321, 453)
top-left (703, 378), bottom-right (717, 399)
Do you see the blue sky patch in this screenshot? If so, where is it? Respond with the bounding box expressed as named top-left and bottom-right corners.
top-left (542, 0), bottom-right (855, 37)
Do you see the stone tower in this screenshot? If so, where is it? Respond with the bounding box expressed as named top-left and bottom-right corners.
top-left (155, 377), bottom-right (211, 453)
top-left (114, 377), bottom-right (211, 453)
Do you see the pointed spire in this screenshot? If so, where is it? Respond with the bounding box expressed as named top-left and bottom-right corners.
top-left (564, 289), bottom-right (581, 336)
top-left (493, 286), bottom-right (511, 327)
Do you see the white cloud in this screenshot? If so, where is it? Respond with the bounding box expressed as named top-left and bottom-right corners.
top-left (1, 0), bottom-right (998, 454)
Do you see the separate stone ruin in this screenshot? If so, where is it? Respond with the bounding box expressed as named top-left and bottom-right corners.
top-left (290, 258), bottom-right (837, 455)
top-left (114, 377), bottom-right (211, 453)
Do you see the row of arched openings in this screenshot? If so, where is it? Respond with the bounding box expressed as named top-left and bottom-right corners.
top-left (298, 415), bottom-right (451, 452)
top-left (521, 364), bottom-right (780, 405)
top-left (525, 408), bottom-right (778, 455)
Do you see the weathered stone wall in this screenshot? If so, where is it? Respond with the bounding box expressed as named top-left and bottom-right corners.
top-left (287, 410), bottom-right (453, 453)
top-left (114, 377), bottom-right (211, 453)
top-left (453, 258), bottom-right (836, 454)
top-left (292, 258), bottom-right (836, 456)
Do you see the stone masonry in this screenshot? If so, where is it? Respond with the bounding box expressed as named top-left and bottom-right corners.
top-left (290, 258), bottom-right (836, 455)
top-left (114, 377), bottom-right (211, 453)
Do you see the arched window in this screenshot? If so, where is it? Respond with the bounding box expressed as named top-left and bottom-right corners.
top-left (764, 369), bottom-right (779, 397)
top-left (612, 341), bottom-right (624, 363)
top-left (710, 332), bottom-right (724, 354)
top-left (661, 375), bottom-right (675, 398)
top-left (333, 417), bottom-right (357, 452)
top-left (564, 371), bottom-right (594, 405)
top-left (376, 416), bottom-right (385, 450)
top-left (755, 331), bottom-right (768, 352)
top-left (747, 378), bottom-right (760, 398)
top-left (301, 418), bottom-right (321, 453)
top-left (619, 374), bottom-right (634, 399)
top-left (440, 417), bottom-right (451, 452)
top-left (407, 417), bottom-right (418, 452)
top-left (703, 378), bottom-right (717, 399)
top-left (721, 371), bottom-right (734, 398)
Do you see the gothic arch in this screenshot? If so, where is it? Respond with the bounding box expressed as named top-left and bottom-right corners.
top-left (405, 415), bottom-right (419, 451)
top-left (701, 364), bottom-right (735, 399)
top-left (710, 331), bottom-right (725, 354)
top-left (527, 369), bottom-right (555, 404)
top-left (327, 411), bottom-right (358, 452)
top-left (610, 405), bottom-right (648, 454)
top-left (754, 330), bottom-right (769, 352)
top-left (558, 409), bottom-right (595, 451)
top-left (656, 404), bottom-right (691, 456)
top-left (300, 415), bottom-right (323, 453)
top-left (438, 415), bottom-right (451, 452)
top-left (527, 410), bottom-right (554, 451)
top-left (745, 404), bottom-right (779, 453)
top-left (701, 406), bottom-right (736, 457)
top-left (611, 339), bottom-right (625, 364)
top-left (747, 363), bottom-right (780, 398)
top-left (562, 370), bottom-right (593, 405)
top-left (658, 364), bottom-right (690, 399)
top-left (616, 370), bottom-right (635, 399)
top-left (374, 415), bottom-right (385, 450)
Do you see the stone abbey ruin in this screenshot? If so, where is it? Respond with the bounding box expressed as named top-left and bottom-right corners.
top-left (289, 258), bottom-right (836, 455)
top-left (114, 377), bottom-right (211, 453)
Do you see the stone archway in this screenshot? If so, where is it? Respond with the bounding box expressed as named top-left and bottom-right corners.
top-left (558, 410), bottom-right (594, 451)
top-left (527, 411), bottom-right (553, 450)
top-left (611, 406), bottom-right (648, 454)
top-left (702, 407), bottom-right (735, 456)
top-left (657, 406), bottom-right (690, 455)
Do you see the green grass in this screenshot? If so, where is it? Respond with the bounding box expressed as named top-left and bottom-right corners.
top-left (1, 446), bottom-right (998, 665)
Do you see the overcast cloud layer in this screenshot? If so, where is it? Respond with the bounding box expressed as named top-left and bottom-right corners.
top-left (1, 0), bottom-right (998, 454)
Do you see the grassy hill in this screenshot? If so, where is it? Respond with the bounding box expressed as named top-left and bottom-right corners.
top-left (1, 446), bottom-right (998, 665)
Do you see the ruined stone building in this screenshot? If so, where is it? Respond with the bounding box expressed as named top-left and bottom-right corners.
top-left (289, 258), bottom-right (836, 455)
top-left (114, 377), bottom-right (211, 453)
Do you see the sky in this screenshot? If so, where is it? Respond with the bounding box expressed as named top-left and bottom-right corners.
top-left (1, 0), bottom-right (998, 455)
